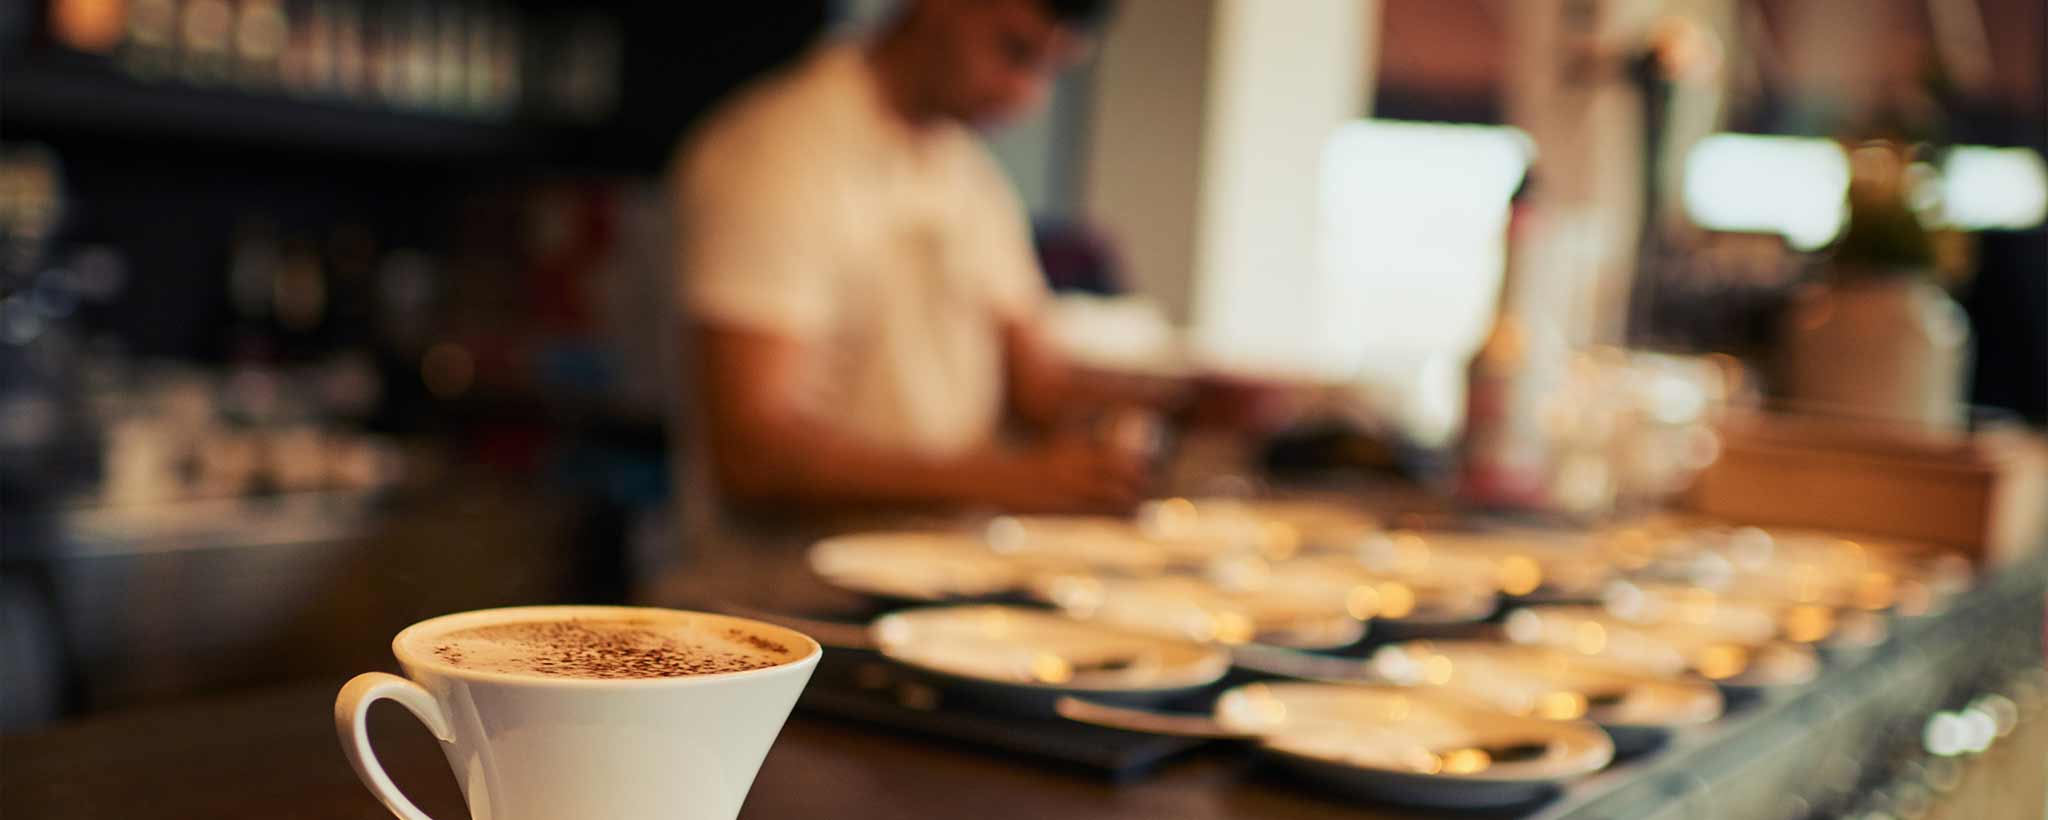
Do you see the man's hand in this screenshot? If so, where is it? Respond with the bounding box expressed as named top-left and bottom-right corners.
top-left (1003, 318), bottom-right (1194, 429)
top-left (984, 431), bottom-right (1150, 514)
top-left (1185, 372), bottom-right (1305, 433)
top-left (697, 324), bottom-right (1154, 516)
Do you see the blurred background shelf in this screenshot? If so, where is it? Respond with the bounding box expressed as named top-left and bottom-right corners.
top-left (3, 63), bottom-right (544, 162)
top-left (3, 488), bottom-right (384, 559)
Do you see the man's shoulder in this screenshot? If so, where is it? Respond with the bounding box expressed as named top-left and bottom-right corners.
top-left (941, 125), bottom-right (1010, 182)
top-left (931, 124), bottom-right (1027, 217)
top-left (684, 42), bottom-right (863, 165)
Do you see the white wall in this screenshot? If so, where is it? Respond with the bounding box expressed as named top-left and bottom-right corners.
top-left (1319, 120), bottom-right (1532, 441)
top-left (985, 66), bottom-right (1094, 217)
top-left (1082, 0), bottom-right (1377, 350)
top-left (1188, 0), bottom-right (1373, 375)
top-left (1079, 0), bottom-right (1220, 323)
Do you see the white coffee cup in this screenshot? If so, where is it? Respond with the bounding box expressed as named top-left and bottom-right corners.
top-left (335, 605), bottom-right (821, 820)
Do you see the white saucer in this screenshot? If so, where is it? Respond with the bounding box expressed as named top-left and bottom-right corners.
top-left (1225, 554), bottom-right (1499, 626)
top-left (1504, 605), bottom-right (1820, 689)
top-left (1631, 526), bottom-right (1972, 615)
top-left (1215, 682), bottom-right (1614, 808)
top-left (1359, 531), bottom-right (1617, 599)
top-left (1140, 497), bottom-right (1380, 555)
top-left (981, 515), bottom-right (1176, 573)
top-left (808, 532), bottom-right (1025, 602)
top-left (870, 605), bottom-right (1230, 694)
top-left (1370, 641), bottom-right (1724, 731)
top-left (1029, 573), bottom-right (1367, 650)
top-left (1599, 582), bottom-right (1782, 643)
top-left (1605, 579), bottom-right (1888, 647)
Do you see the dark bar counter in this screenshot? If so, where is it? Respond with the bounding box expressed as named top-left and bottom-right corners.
top-left (6, 543), bottom-right (2042, 820)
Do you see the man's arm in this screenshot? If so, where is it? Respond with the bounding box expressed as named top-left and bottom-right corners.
top-left (1001, 315), bottom-right (1193, 429)
top-left (695, 323), bottom-right (1145, 514)
top-left (1003, 314), bottom-right (1318, 435)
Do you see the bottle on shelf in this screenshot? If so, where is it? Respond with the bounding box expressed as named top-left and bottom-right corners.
top-left (329, 0), bottom-right (366, 99)
top-left (433, 2), bottom-right (467, 112)
top-left (120, 0), bottom-right (179, 79)
top-left (177, 0), bottom-right (235, 84)
top-left (1458, 175), bottom-right (1569, 512)
top-left (229, 0), bottom-right (288, 88)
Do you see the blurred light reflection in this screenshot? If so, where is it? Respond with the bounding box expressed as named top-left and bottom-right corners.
top-left (1683, 133), bottom-right (1851, 250)
top-left (1941, 146), bottom-right (2048, 230)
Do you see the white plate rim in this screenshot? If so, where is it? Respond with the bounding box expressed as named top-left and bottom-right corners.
top-left (869, 604), bottom-right (1233, 694)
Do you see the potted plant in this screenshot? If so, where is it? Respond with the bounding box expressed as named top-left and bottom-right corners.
top-left (1779, 140), bottom-right (1972, 430)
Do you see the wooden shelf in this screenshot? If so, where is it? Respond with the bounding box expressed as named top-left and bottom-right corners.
top-left (1, 58), bottom-right (549, 163)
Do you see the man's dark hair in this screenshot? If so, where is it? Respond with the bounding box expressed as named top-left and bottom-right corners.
top-left (1035, 0), bottom-right (1116, 31)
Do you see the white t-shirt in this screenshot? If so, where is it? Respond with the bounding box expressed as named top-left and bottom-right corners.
top-left (673, 40), bottom-right (1046, 458)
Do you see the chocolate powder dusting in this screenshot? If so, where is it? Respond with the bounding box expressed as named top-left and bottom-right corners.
top-left (726, 627), bottom-right (790, 656)
top-left (431, 619), bottom-right (795, 680)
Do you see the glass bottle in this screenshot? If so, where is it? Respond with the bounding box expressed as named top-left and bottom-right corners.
top-left (1459, 180), bottom-right (1568, 510)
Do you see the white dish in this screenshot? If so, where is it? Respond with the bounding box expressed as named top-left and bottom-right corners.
top-left (1747, 530), bottom-right (1973, 614)
top-left (1630, 526), bottom-right (1972, 616)
top-left (808, 532), bottom-right (1026, 602)
top-left (1370, 641), bottom-right (1724, 732)
top-left (1141, 497), bottom-right (1380, 555)
top-left (981, 515), bottom-right (1176, 573)
top-left (1605, 579), bottom-right (1890, 648)
top-left (1504, 605), bottom-right (1820, 690)
top-left (1029, 573), bottom-right (1367, 650)
top-left (999, 510), bottom-right (1289, 567)
top-left (870, 605), bottom-right (1230, 694)
top-left (1216, 682), bottom-right (1614, 808)
top-left (1359, 531), bottom-right (1618, 600)
top-left (1598, 582), bottom-right (1781, 643)
top-left (1222, 554), bottom-right (1499, 626)
top-left (809, 520), bottom-right (1179, 603)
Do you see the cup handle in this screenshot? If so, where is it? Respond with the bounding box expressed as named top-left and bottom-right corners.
top-left (335, 672), bottom-right (456, 820)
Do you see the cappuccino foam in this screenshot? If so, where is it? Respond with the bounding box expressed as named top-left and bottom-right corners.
top-left (418, 617), bottom-right (801, 680)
